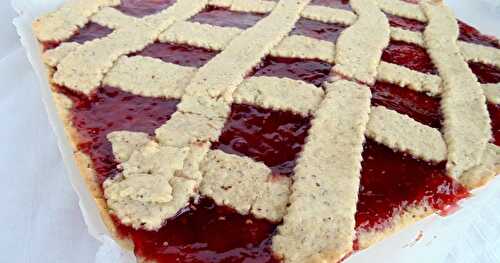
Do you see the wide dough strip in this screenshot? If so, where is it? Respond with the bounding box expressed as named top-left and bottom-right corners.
top-left (333, 0), bottom-right (390, 84)
top-left (273, 80), bottom-right (372, 263)
top-left (420, 2), bottom-right (491, 179)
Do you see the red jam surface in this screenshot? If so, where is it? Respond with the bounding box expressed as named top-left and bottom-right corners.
top-left (133, 42), bottom-right (219, 68)
top-left (67, 22), bottom-right (113, 45)
top-left (251, 56), bottom-right (333, 87)
top-left (468, 62), bottom-right (500, 84)
top-left (52, 2), bottom-right (500, 261)
top-left (291, 18), bottom-right (347, 43)
top-left (355, 139), bottom-right (469, 231)
top-left (489, 104), bottom-right (500, 146)
top-left (385, 13), bottom-right (426, 32)
top-left (56, 85), bottom-right (179, 184)
top-left (116, 198), bottom-right (280, 263)
top-left (382, 40), bottom-right (438, 75)
top-left (42, 22), bottom-right (113, 51)
top-left (190, 6), bottom-right (266, 29)
top-left (458, 21), bottom-right (500, 49)
top-left (115, 0), bottom-right (176, 17)
top-left (371, 81), bottom-right (442, 128)
top-left (213, 104), bottom-right (311, 177)
top-left (310, 0), bottom-right (351, 10)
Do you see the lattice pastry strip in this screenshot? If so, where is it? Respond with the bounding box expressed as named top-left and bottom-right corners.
top-left (421, 2), bottom-right (491, 178)
top-left (333, 0), bottom-right (390, 84)
top-left (273, 80), bottom-right (372, 263)
top-left (200, 150), bottom-right (291, 222)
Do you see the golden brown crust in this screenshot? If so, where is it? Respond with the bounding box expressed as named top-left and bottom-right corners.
top-left (45, 53), bottom-right (135, 253)
top-left (356, 205), bottom-right (433, 249)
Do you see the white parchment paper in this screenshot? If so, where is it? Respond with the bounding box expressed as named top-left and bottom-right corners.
top-left (6, 0), bottom-right (500, 262)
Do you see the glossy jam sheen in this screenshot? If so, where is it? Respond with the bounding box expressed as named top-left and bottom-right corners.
top-left (489, 104), bottom-right (500, 146)
top-left (251, 56), bottom-right (333, 87)
top-left (191, 6), bottom-right (266, 29)
top-left (291, 18), bottom-right (347, 42)
top-left (57, 85), bottom-right (179, 185)
top-left (43, 22), bottom-right (113, 50)
top-left (386, 13), bottom-right (426, 32)
top-left (53, 1), bottom-right (500, 261)
top-left (468, 61), bottom-right (500, 84)
top-left (382, 40), bottom-right (438, 75)
top-left (355, 140), bottom-right (469, 231)
top-left (116, 198), bottom-right (280, 263)
top-left (134, 42), bottom-right (219, 68)
top-left (116, 0), bottom-right (176, 17)
top-left (458, 21), bottom-right (500, 49)
top-left (213, 104), bottom-right (311, 177)
top-left (371, 81), bottom-right (442, 129)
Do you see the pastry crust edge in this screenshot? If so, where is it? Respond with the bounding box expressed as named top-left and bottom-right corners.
top-left (46, 66), bottom-right (136, 253)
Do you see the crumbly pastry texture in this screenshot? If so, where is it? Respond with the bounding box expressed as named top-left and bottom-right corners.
top-left (421, 2), bottom-right (491, 179)
top-left (333, 0), bottom-right (390, 84)
top-left (33, 0), bottom-right (500, 262)
top-left (200, 150), bottom-right (291, 222)
top-left (366, 106), bottom-right (447, 162)
top-left (273, 80), bottom-right (372, 263)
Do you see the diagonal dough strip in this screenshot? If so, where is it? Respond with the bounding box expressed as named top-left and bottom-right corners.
top-left (420, 2), bottom-right (491, 178)
top-left (333, 0), bottom-right (390, 84)
top-left (273, 80), bottom-right (372, 263)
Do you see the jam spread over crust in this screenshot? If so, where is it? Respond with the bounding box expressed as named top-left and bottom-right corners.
top-left (39, 0), bottom-right (499, 262)
top-left (212, 104), bottom-right (311, 177)
top-left (191, 6), bottom-right (267, 29)
top-left (56, 85), bottom-right (179, 185)
top-left (115, 198), bottom-right (280, 263)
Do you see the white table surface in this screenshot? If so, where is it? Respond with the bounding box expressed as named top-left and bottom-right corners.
top-left (0, 1), bottom-right (498, 262)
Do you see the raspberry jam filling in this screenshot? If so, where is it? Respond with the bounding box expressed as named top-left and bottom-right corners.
top-left (291, 18), bottom-right (347, 42)
top-left (56, 85), bottom-right (179, 184)
top-left (116, 198), bottom-right (280, 263)
top-left (382, 40), bottom-right (438, 74)
top-left (251, 56), bottom-right (333, 87)
top-left (386, 13), bottom-right (426, 32)
top-left (458, 21), bottom-right (500, 49)
top-left (213, 104), bottom-right (311, 176)
top-left (133, 42), bottom-right (219, 68)
top-left (191, 6), bottom-right (266, 29)
top-left (115, 0), bottom-right (176, 17)
top-left (355, 139), bottom-right (469, 232)
top-left (42, 22), bottom-right (113, 51)
top-left (371, 81), bottom-right (442, 129)
top-left (489, 104), bottom-right (500, 146)
top-left (468, 62), bottom-right (500, 84)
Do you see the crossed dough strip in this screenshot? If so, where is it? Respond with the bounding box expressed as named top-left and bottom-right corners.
top-left (421, 2), bottom-right (491, 179)
top-left (333, 0), bottom-right (390, 84)
top-left (273, 80), bottom-right (372, 263)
